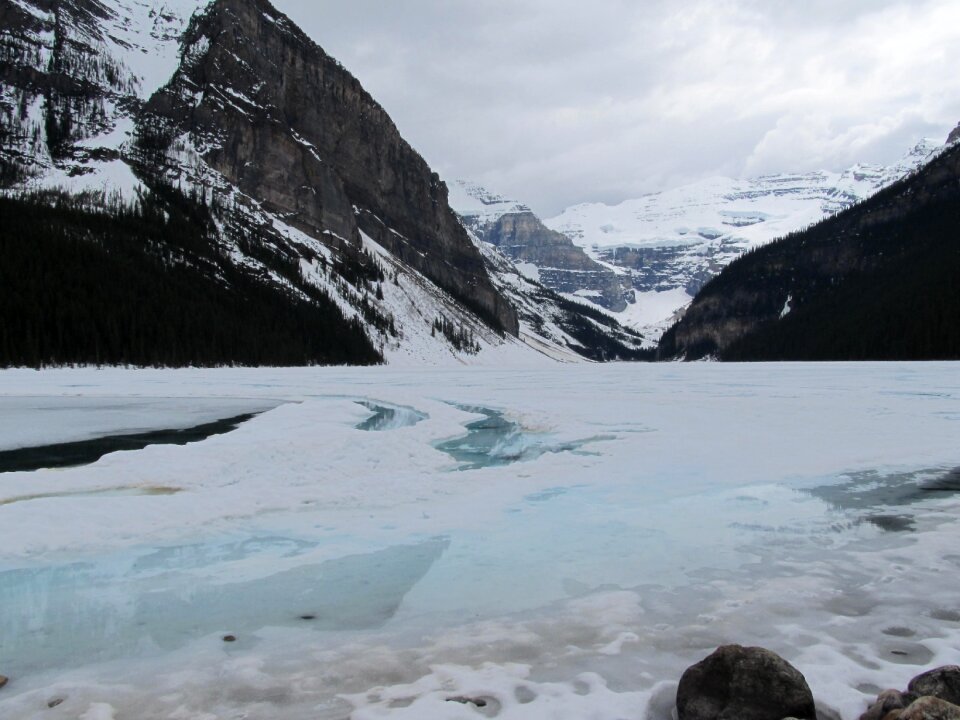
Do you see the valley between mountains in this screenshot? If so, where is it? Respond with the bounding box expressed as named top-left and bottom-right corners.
top-left (3, 0), bottom-right (957, 365)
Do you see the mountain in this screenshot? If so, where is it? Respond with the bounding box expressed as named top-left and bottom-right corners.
top-left (544, 139), bottom-right (945, 338)
top-left (470, 237), bottom-right (650, 362)
top-left (0, 0), bottom-right (200, 185)
top-left (139, 0), bottom-right (517, 333)
top-left (0, 0), bottom-right (642, 366)
top-left (449, 180), bottom-right (632, 312)
top-left (656, 140), bottom-right (960, 361)
top-left (949, 122), bottom-right (960, 145)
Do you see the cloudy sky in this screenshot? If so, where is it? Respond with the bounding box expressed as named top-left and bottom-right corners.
top-left (273, 0), bottom-right (960, 217)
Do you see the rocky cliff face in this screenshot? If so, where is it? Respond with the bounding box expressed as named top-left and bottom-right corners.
top-left (602, 240), bottom-right (740, 296)
top-left (482, 212), bottom-right (632, 312)
top-left (139, 0), bottom-right (516, 335)
top-left (0, 0), bottom-right (199, 183)
top-left (1, 0), bottom-right (655, 365)
top-left (948, 122), bottom-right (960, 146)
top-left (1, 0), bottom-right (128, 181)
top-left (450, 180), bottom-right (632, 311)
top-left (471, 237), bottom-right (650, 361)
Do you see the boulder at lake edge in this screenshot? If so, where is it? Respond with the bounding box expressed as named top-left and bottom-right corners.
top-left (910, 668), bottom-right (960, 707)
top-left (861, 667), bottom-right (960, 720)
top-left (861, 690), bottom-right (917, 720)
top-left (677, 645), bottom-right (816, 720)
top-left (899, 696), bottom-right (960, 720)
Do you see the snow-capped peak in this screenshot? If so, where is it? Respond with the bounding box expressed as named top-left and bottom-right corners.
top-left (541, 132), bottom-right (948, 341)
top-left (447, 180), bottom-right (531, 224)
top-left (947, 122), bottom-right (960, 146)
top-left (544, 135), bottom-right (944, 253)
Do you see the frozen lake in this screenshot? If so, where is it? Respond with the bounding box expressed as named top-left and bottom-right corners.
top-left (0, 364), bottom-right (958, 720)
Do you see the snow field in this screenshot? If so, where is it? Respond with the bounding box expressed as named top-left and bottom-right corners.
top-left (0, 363), bottom-right (958, 719)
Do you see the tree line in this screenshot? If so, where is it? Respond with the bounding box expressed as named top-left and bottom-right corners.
top-left (0, 187), bottom-right (382, 367)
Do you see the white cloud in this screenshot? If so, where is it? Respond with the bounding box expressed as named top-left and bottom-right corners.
top-left (272, 0), bottom-right (960, 215)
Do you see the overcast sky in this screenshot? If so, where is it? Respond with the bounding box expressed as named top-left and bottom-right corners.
top-left (272, 0), bottom-right (960, 217)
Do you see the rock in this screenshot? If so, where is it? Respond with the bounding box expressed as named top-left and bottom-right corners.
top-left (948, 123), bottom-right (960, 146)
top-left (0, 674), bottom-right (7, 689)
top-left (909, 668), bottom-right (960, 706)
top-left (884, 711), bottom-right (904, 720)
top-left (900, 697), bottom-right (960, 720)
top-left (222, 635), bottom-right (237, 643)
top-left (676, 645), bottom-right (816, 720)
top-left (861, 690), bottom-right (915, 720)
top-left (460, 205), bottom-right (632, 312)
top-left (47, 698), bottom-right (64, 708)
top-left (447, 696), bottom-right (488, 708)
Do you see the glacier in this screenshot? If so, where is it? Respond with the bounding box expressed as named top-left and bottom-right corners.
top-left (0, 364), bottom-right (959, 719)
top-left (543, 138), bottom-right (949, 338)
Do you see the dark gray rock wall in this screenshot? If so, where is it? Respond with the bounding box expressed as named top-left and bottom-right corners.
top-left (602, 240), bottom-right (743, 297)
top-left (948, 123), bottom-right (960, 146)
top-left (466, 210), bottom-right (631, 311)
top-left (141, 0), bottom-right (518, 335)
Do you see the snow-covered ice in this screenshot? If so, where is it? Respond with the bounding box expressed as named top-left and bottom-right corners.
top-left (0, 364), bottom-right (958, 720)
top-left (0, 396), bottom-right (280, 451)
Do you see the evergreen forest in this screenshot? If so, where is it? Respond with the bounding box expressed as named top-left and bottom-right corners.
top-left (658, 144), bottom-right (960, 361)
top-left (0, 187), bottom-right (382, 368)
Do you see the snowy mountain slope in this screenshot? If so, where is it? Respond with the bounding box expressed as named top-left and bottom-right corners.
top-left (545, 138), bottom-right (947, 338)
top-left (446, 185), bottom-right (648, 358)
top-left (449, 180), bottom-right (633, 312)
top-left (0, 0), bottom-right (639, 366)
top-left (0, 0), bottom-right (205, 186)
top-left (105, 0), bottom-right (206, 97)
top-left (658, 140), bottom-right (960, 361)
top-left (448, 180), bottom-right (531, 227)
top-left (468, 234), bottom-right (650, 361)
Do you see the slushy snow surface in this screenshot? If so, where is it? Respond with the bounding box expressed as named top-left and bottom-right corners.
top-left (1, 365), bottom-right (959, 720)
